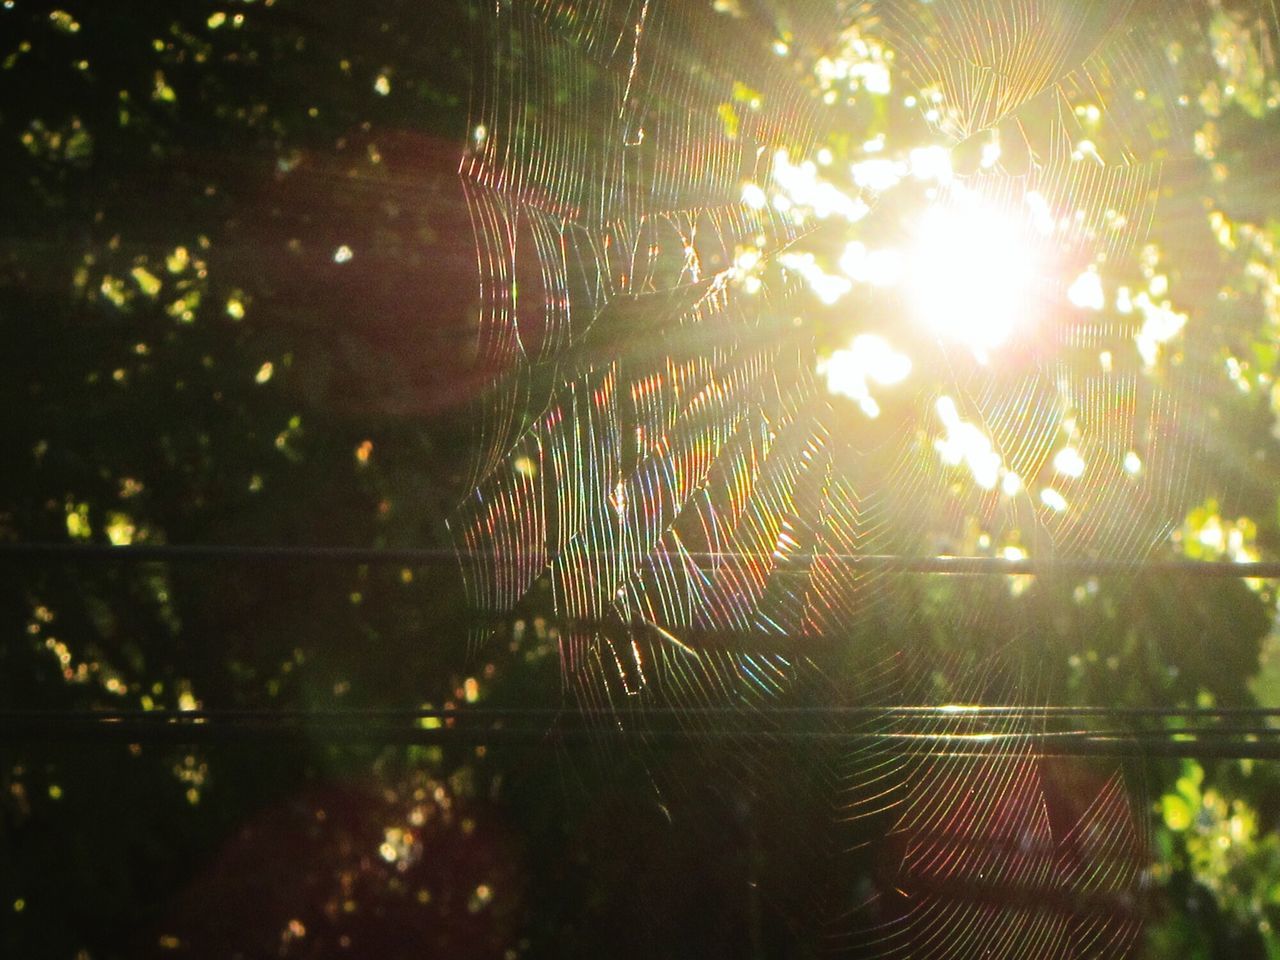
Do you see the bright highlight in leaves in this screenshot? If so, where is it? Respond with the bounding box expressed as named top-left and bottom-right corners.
top-left (818, 334), bottom-right (911, 417)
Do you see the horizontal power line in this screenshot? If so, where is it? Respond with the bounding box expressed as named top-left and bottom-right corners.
top-left (5, 706), bottom-right (1280, 720)
top-left (3, 542), bottom-right (1278, 578)
top-left (3, 710), bottom-right (1280, 759)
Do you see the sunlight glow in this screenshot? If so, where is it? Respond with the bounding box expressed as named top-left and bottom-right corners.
top-left (818, 334), bottom-right (911, 417)
top-left (934, 396), bottom-right (1003, 489)
top-left (1053, 445), bottom-right (1086, 478)
top-left (1067, 267), bottom-right (1105, 310)
top-left (771, 150), bottom-right (870, 223)
top-left (850, 158), bottom-right (905, 192)
top-left (741, 182), bottom-right (768, 209)
top-left (779, 252), bottom-right (851, 305)
top-left (1040, 487), bottom-right (1069, 512)
top-left (813, 26), bottom-right (892, 95)
top-left (838, 241), bottom-right (903, 286)
top-left (1133, 290), bottom-right (1188, 369)
top-left (909, 146), bottom-right (953, 182)
top-left (906, 195), bottom-right (1043, 362)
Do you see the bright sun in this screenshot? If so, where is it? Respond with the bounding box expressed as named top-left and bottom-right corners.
top-left (905, 195), bottom-right (1044, 362)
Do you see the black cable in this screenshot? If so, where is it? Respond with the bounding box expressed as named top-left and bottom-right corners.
top-left (1, 714), bottom-right (1277, 758)
top-left (3, 705), bottom-right (1280, 720)
top-left (2, 709), bottom-right (1277, 739)
top-left (3, 541), bottom-right (1279, 577)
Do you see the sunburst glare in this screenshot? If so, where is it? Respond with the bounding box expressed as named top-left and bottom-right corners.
top-left (906, 193), bottom-right (1045, 362)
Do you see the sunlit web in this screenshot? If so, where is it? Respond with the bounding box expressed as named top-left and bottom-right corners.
top-left (449, 0), bottom-right (1279, 953)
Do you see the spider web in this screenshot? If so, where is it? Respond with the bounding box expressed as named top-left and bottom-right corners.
top-left (449, 0), bottom-right (1277, 953)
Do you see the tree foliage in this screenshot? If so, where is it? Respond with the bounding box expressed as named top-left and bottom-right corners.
top-left (3, 1), bottom-right (1280, 957)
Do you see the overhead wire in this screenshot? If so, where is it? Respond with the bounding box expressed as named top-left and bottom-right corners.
top-left (4, 541), bottom-right (1280, 577)
top-left (5, 544), bottom-right (1276, 756)
top-left (2, 710), bottom-right (1278, 758)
